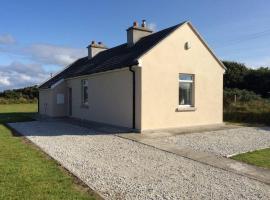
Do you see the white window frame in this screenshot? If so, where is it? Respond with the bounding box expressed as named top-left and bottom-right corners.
top-left (81, 79), bottom-right (89, 106)
top-left (179, 74), bottom-right (195, 107)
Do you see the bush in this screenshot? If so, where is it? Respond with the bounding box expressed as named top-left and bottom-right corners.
top-left (0, 97), bottom-right (38, 104)
top-left (0, 85), bottom-right (38, 100)
top-left (224, 88), bottom-right (261, 107)
top-left (0, 85), bottom-right (38, 104)
top-left (224, 88), bottom-right (270, 125)
top-left (224, 112), bottom-right (270, 125)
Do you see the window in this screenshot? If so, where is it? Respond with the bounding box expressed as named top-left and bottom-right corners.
top-left (81, 79), bottom-right (88, 106)
top-left (56, 93), bottom-right (64, 104)
top-left (179, 74), bottom-right (194, 106)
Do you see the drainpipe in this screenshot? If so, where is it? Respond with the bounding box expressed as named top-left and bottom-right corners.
top-left (38, 90), bottom-right (40, 114)
top-left (129, 64), bottom-right (137, 130)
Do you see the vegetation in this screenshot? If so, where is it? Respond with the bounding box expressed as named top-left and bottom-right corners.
top-left (223, 61), bottom-right (270, 125)
top-left (223, 61), bottom-right (270, 98)
top-left (0, 104), bottom-right (98, 200)
top-left (0, 86), bottom-right (38, 104)
top-left (232, 148), bottom-right (270, 169)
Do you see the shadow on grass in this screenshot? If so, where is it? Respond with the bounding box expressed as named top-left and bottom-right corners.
top-left (0, 112), bottom-right (36, 124)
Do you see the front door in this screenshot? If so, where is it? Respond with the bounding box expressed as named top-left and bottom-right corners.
top-left (68, 88), bottom-right (72, 116)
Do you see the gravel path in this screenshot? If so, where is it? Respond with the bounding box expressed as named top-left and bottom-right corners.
top-left (151, 127), bottom-right (270, 156)
top-left (9, 121), bottom-right (270, 200)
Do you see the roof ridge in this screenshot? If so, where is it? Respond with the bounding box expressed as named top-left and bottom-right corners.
top-left (39, 21), bottom-right (188, 89)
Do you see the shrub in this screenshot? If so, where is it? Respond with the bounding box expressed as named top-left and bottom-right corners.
top-left (224, 88), bottom-right (270, 125)
top-left (224, 88), bottom-right (261, 107)
top-left (0, 97), bottom-right (37, 104)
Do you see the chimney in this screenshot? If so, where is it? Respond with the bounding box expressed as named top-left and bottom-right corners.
top-left (127, 20), bottom-right (153, 46)
top-left (87, 40), bottom-right (108, 59)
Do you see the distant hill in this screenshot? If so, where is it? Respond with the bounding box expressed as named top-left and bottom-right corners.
top-left (0, 86), bottom-right (38, 104)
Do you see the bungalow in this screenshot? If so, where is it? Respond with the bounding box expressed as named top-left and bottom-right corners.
top-left (38, 20), bottom-right (225, 132)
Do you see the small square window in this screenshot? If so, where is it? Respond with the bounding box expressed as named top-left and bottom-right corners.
top-left (56, 93), bottom-right (64, 104)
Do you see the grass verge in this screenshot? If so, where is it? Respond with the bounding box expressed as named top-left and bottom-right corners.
top-left (0, 104), bottom-right (100, 200)
top-left (231, 148), bottom-right (270, 169)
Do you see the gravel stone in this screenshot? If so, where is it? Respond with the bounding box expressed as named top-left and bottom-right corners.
top-left (9, 121), bottom-right (270, 200)
top-left (151, 127), bottom-right (270, 156)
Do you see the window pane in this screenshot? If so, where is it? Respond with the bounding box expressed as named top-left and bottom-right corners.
top-left (179, 82), bottom-right (193, 105)
top-left (179, 74), bottom-right (193, 81)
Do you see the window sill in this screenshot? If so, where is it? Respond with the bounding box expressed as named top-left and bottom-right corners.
top-left (176, 106), bottom-right (196, 112)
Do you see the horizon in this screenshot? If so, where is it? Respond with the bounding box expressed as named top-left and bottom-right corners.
top-left (1, 0), bottom-right (270, 91)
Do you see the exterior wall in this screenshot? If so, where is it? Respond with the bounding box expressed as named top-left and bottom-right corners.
top-left (140, 23), bottom-right (225, 131)
top-left (66, 68), bottom-right (134, 128)
top-left (39, 81), bottom-right (67, 117)
top-left (39, 89), bottom-right (53, 116)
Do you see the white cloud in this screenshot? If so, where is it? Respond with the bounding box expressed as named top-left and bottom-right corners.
top-left (148, 22), bottom-right (157, 31)
top-left (0, 61), bottom-right (49, 91)
top-left (0, 34), bottom-right (16, 45)
top-left (0, 42), bottom-right (86, 91)
top-left (0, 74), bottom-right (11, 86)
top-left (25, 44), bottom-right (86, 66)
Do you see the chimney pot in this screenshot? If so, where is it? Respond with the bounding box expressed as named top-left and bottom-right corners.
top-left (91, 40), bottom-right (96, 45)
top-left (98, 42), bottom-right (102, 45)
top-left (142, 20), bottom-right (146, 27)
top-left (133, 21), bottom-right (138, 27)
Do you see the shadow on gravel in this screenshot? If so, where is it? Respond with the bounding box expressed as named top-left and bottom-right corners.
top-left (7, 116), bottom-right (134, 137)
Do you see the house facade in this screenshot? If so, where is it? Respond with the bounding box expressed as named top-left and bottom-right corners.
top-left (39, 21), bottom-right (225, 132)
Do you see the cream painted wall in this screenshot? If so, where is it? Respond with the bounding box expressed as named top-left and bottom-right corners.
top-left (66, 68), bottom-right (134, 128)
top-left (140, 23), bottom-right (225, 131)
top-left (39, 89), bottom-right (53, 116)
top-left (39, 81), bottom-right (67, 117)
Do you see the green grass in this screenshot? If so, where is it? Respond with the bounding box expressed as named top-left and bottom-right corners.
top-left (0, 104), bottom-right (99, 200)
top-left (0, 103), bottom-right (38, 113)
top-left (232, 148), bottom-right (270, 169)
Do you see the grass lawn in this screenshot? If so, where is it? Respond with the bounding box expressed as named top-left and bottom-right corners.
top-left (232, 148), bottom-right (270, 169)
top-left (0, 104), bottom-right (99, 200)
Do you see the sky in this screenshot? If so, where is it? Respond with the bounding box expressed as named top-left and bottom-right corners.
top-left (1, 0), bottom-right (270, 91)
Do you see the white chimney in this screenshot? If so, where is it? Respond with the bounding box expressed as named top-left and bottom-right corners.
top-left (126, 20), bottom-right (153, 47)
top-left (87, 41), bottom-right (108, 59)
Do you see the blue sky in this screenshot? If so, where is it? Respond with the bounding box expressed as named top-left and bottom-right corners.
top-left (1, 0), bottom-right (270, 91)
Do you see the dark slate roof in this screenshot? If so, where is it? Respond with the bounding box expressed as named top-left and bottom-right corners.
top-left (39, 22), bottom-right (185, 89)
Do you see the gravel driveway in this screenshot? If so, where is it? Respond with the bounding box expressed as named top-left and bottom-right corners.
top-left (9, 121), bottom-right (270, 200)
top-left (150, 127), bottom-right (270, 156)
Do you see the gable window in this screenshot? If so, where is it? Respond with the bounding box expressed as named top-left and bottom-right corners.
top-left (81, 79), bottom-right (88, 106)
top-left (179, 74), bottom-right (194, 106)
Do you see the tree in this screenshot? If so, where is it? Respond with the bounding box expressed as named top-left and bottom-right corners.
top-left (244, 67), bottom-right (270, 98)
top-left (223, 61), bottom-right (248, 89)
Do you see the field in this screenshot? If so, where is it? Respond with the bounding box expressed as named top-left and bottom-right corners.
top-left (0, 104), bottom-right (99, 200)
